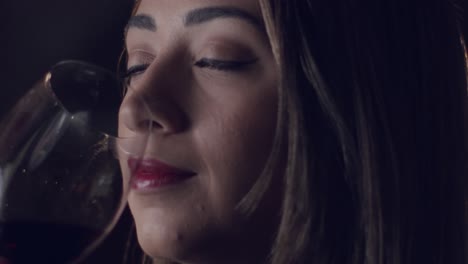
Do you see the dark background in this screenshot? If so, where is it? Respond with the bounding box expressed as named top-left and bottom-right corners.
top-left (0, 0), bottom-right (135, 263)
top-left (0, 0), bottom-right (133, 117)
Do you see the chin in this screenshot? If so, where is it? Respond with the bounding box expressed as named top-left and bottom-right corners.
top-left (137, 224), bottom-right (227, 264)
top-left (130, 202), bottom-right (217, 263)
top-left (131, 204), bottom-right (250, 264)
top-left (136, 222), bottom-right (190, 262)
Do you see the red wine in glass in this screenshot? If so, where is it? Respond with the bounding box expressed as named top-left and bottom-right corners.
top-left (0, 61), bottom-right (149, 264)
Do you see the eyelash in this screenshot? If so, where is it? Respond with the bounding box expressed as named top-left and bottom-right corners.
top-left (193, 58), bottom-right (258, 71)
top-left (123, 58), bottom-right (257, 80)
top-left (124, 64), bottom-right (149, 79)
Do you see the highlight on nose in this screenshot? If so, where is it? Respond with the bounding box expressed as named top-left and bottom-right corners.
top-left (119, 88), bottom-right (154, 133)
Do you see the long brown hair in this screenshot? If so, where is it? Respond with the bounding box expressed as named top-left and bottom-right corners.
top-left (249, 0), bottom-right (468, 263)
top-left (123, 0), bottom-right (468, 263)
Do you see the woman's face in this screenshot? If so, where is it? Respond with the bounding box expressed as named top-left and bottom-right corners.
top-left (118, 0), bottom-right (279, 262)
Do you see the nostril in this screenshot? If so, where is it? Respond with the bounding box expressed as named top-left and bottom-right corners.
top-left (150, 120), bottom-right (164, 130)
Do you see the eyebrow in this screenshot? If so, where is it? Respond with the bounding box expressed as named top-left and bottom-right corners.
top-left (184, 6), bottom-right (264, 31)
top-left (125, 6), bottom-right (264, 34)
top-left (125, 14), bottom-right (156, 33)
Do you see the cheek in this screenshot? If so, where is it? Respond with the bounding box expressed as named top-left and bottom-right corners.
top-left (194, 85), bottom-right (278, 213)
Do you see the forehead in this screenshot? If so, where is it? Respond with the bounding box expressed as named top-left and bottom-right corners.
top-left (136, 0), bottom-right (262, 19)
top-left (126, 0), bottom-right (266, 43)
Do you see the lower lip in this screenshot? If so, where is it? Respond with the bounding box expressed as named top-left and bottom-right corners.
top-left (128, 159), bottom-right (196, 191)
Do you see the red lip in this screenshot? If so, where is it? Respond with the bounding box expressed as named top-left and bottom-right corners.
top-left (128, 158), bottom-right (196, 190)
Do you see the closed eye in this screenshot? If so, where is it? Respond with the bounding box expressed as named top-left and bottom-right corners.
top-left (124, 64), bottom-right (150, 78)
top-left (122, 57), bottom-right (257, 85)
top-left (194, 58), bottom-right (258, 71)
top-left (122, 64), bottom-right (150, 86)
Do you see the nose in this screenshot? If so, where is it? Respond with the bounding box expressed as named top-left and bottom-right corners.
top-left (118, 65), bottom-right (188, 136)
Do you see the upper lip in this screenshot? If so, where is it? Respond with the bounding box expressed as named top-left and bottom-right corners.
top-left (128, 158), bottom-right (196, 179)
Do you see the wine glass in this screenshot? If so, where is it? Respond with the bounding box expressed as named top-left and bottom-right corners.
top-left (0, 61), bottom-right (149, 264)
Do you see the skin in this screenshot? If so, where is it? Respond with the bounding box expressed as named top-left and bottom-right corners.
top-left (118, 0), bottom-right (279, 263)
